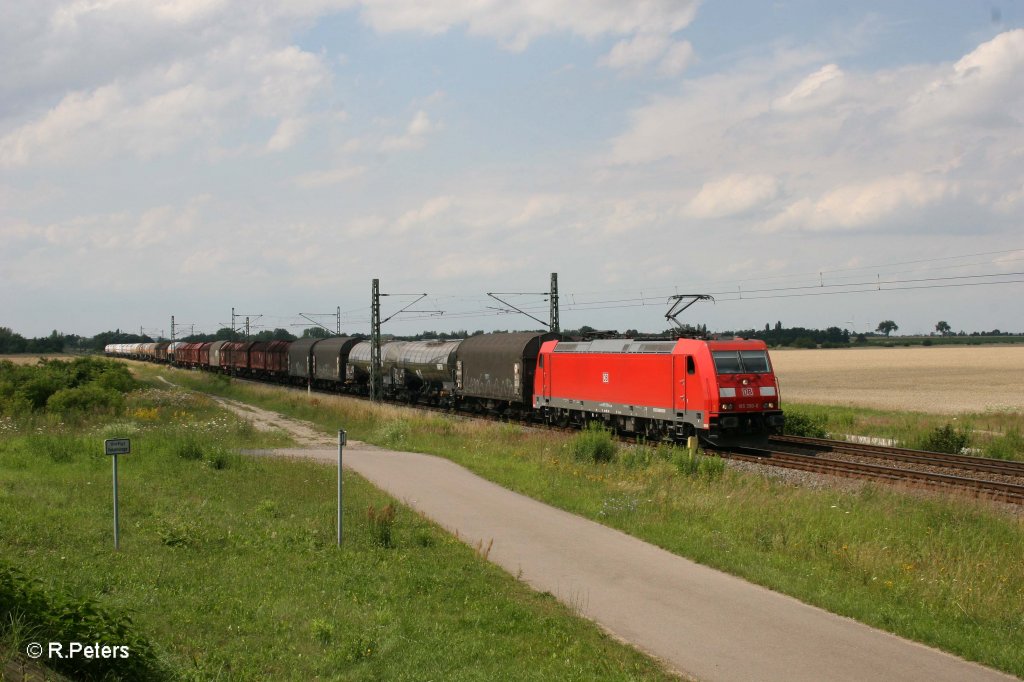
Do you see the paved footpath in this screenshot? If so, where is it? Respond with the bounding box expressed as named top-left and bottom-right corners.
top-left (273, 441), bottom-right (1016, 682)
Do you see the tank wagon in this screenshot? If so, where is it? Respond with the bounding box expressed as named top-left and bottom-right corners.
top-left (105, 330), bottom-right (783, 445)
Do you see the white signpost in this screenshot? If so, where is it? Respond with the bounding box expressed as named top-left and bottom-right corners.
top-left (104, 438), bottom-right (130, 550)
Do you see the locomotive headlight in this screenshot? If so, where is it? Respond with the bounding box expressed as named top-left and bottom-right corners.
top-left (720, 402), bottom-right (733, 411)
top-left (764, 402), bottom-right (775, 409)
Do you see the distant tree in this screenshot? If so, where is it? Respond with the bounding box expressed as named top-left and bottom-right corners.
top-left (214, 327), bottom-right (240, 341)
top-left (876, 320), bottom-right (899, 337)
top-left (0, 327), bottom-right (27, 353)
top-left (301, 327), bottom-right (331, 339)
top-left (935, 321), bottom-right (952, 336)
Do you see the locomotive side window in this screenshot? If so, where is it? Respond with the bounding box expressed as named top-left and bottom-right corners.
top-left (687, 356), bottom-right (695, 374)
top-left (712, 350), bottom-right (771, 374)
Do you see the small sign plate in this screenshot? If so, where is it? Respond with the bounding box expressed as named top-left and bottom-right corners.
top-left (104, 438), bottom-right (131, 456)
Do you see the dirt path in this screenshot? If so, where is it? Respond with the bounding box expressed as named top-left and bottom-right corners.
top-left (206, 391), bottom-right (1016, 682)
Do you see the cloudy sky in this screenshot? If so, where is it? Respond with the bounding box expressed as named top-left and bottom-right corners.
top-left (3, 0), bottom-right (1023, 339)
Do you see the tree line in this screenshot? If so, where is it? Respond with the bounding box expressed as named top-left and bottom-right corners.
top-left (2, 320), bottom-right (1021, 355)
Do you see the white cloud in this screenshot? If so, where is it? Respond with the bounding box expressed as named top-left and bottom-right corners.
top-left (600, 34), bottom-right (693, 76)
top-left (293, 165), bottom-right (367, 188)
top-left (380, 110), bottom-right (440, 151)
top-left (687, 175), bottom-right (780, 219)
top-left (0, 39), bottom-right (329, 167)
top-left (899, 29), bottom-right (1024, 131)
top-left (761, 174), bottom-right (955, 233)
top-left (358, 0), bottom-right (698, 51)
top-left (266, 117), bottom-right (309, 152)
top-left (773, 63), bottom-right (843, 112)
top-left (395, 195), bottom-right (454, 231)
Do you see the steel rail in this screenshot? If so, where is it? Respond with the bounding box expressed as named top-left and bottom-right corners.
top-left (770, 434), bottom-right (1024, 477)
top-left (725, 447), bottom-right (1024, 504)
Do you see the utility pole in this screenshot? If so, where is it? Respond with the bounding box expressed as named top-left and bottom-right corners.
top-left (170, 316), bottom-right (176, 341)
top-left (549, 272), bottom-right (560, 334)
top-left (368, 280), bottom-right (435, 402)
top-left (486, 273), bottom-right (561, 332)
top-left (337, 306), bottom-right (341, 335)
top-left (231, 308), bottom-right (261, 339)
top-left (370, 279), bottom-right (382, 402)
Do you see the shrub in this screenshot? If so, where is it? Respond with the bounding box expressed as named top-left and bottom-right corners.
top-left (791, 337), bottom-right (817, 349)
top-left (0, 561), bottom-right (173, 680)
top-left (568, 423), bottom-right (617, 463)
top-left (46, 385), bottom-right (125, 415)
top-left (783, 410), bottom-right (829, 438)
top-left (919, 423), bottom-right (971, 454)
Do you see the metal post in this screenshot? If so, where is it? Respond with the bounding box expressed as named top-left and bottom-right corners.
top-left (112, 454), bottom-right (120, 550)
top-left (370, 279), bottom-right (382, 402)
top-left (550, 272), bottom-right (560, 334)
top-left (337, 429), bottom-right (346, 546)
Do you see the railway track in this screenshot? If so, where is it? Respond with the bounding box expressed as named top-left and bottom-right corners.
top-left (720, 437), bottom-right (1024, 505)
top-left (770, 434), bottom-right (1024, 477)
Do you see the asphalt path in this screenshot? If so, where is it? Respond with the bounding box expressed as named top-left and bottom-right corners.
top-left (205, 393), bottom-right (1016, 682)
top-left (281, 442), bottom-right (1015, 682)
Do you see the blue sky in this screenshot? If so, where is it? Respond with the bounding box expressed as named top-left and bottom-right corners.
top-left (2, 1), bottom-right (1022, 338)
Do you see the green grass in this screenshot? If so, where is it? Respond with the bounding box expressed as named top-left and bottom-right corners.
top-left (0, 381), bottom-right (675, 680)
top-left (147, 363), bottom-right (1024, 678)
top-left (783, 402), bottom-right (1024, 460)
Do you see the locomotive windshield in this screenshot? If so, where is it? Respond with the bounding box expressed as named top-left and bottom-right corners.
top-left (712, 350), bottom-right (771, 374)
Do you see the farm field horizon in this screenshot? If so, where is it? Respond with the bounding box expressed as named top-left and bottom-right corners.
top-left (771, 345), bottom-right (1024, 415)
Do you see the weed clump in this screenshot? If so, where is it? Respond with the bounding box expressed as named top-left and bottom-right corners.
top-left (673, 449), bottom-right (726, 480)
top-left (367, 504), bottom-right (397, 548)
top-left (175, 436), bottom-right (204, 460)
top-left (569, 423), bottom-right (617, 463)
top-left (310, 618), bottom-right (334, 645)
top-left (984, 429), bottom-right (1024, 461)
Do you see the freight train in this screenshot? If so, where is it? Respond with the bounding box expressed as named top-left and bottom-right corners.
top-left (105, 332), bottom-right (784, 445)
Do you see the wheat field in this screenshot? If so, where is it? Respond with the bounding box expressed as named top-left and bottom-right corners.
top-left (770, 346), bottom-right (1024, 414)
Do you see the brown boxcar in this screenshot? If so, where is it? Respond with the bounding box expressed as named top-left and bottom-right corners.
top-left (250, 340), bottom-right (290, 376)
top-left (220, 341), bottom-right (255, 373)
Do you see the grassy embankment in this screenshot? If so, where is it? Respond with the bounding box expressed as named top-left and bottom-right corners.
top-left (151, 362), bottom-right (1024, 679)
top-left (0, 359), bottom-right (675, 681)
top-left (783, 402), bottom-right (1024, 460)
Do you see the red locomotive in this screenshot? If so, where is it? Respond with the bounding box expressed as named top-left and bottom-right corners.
top-left (534, 337), bottom-right (783, 445)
